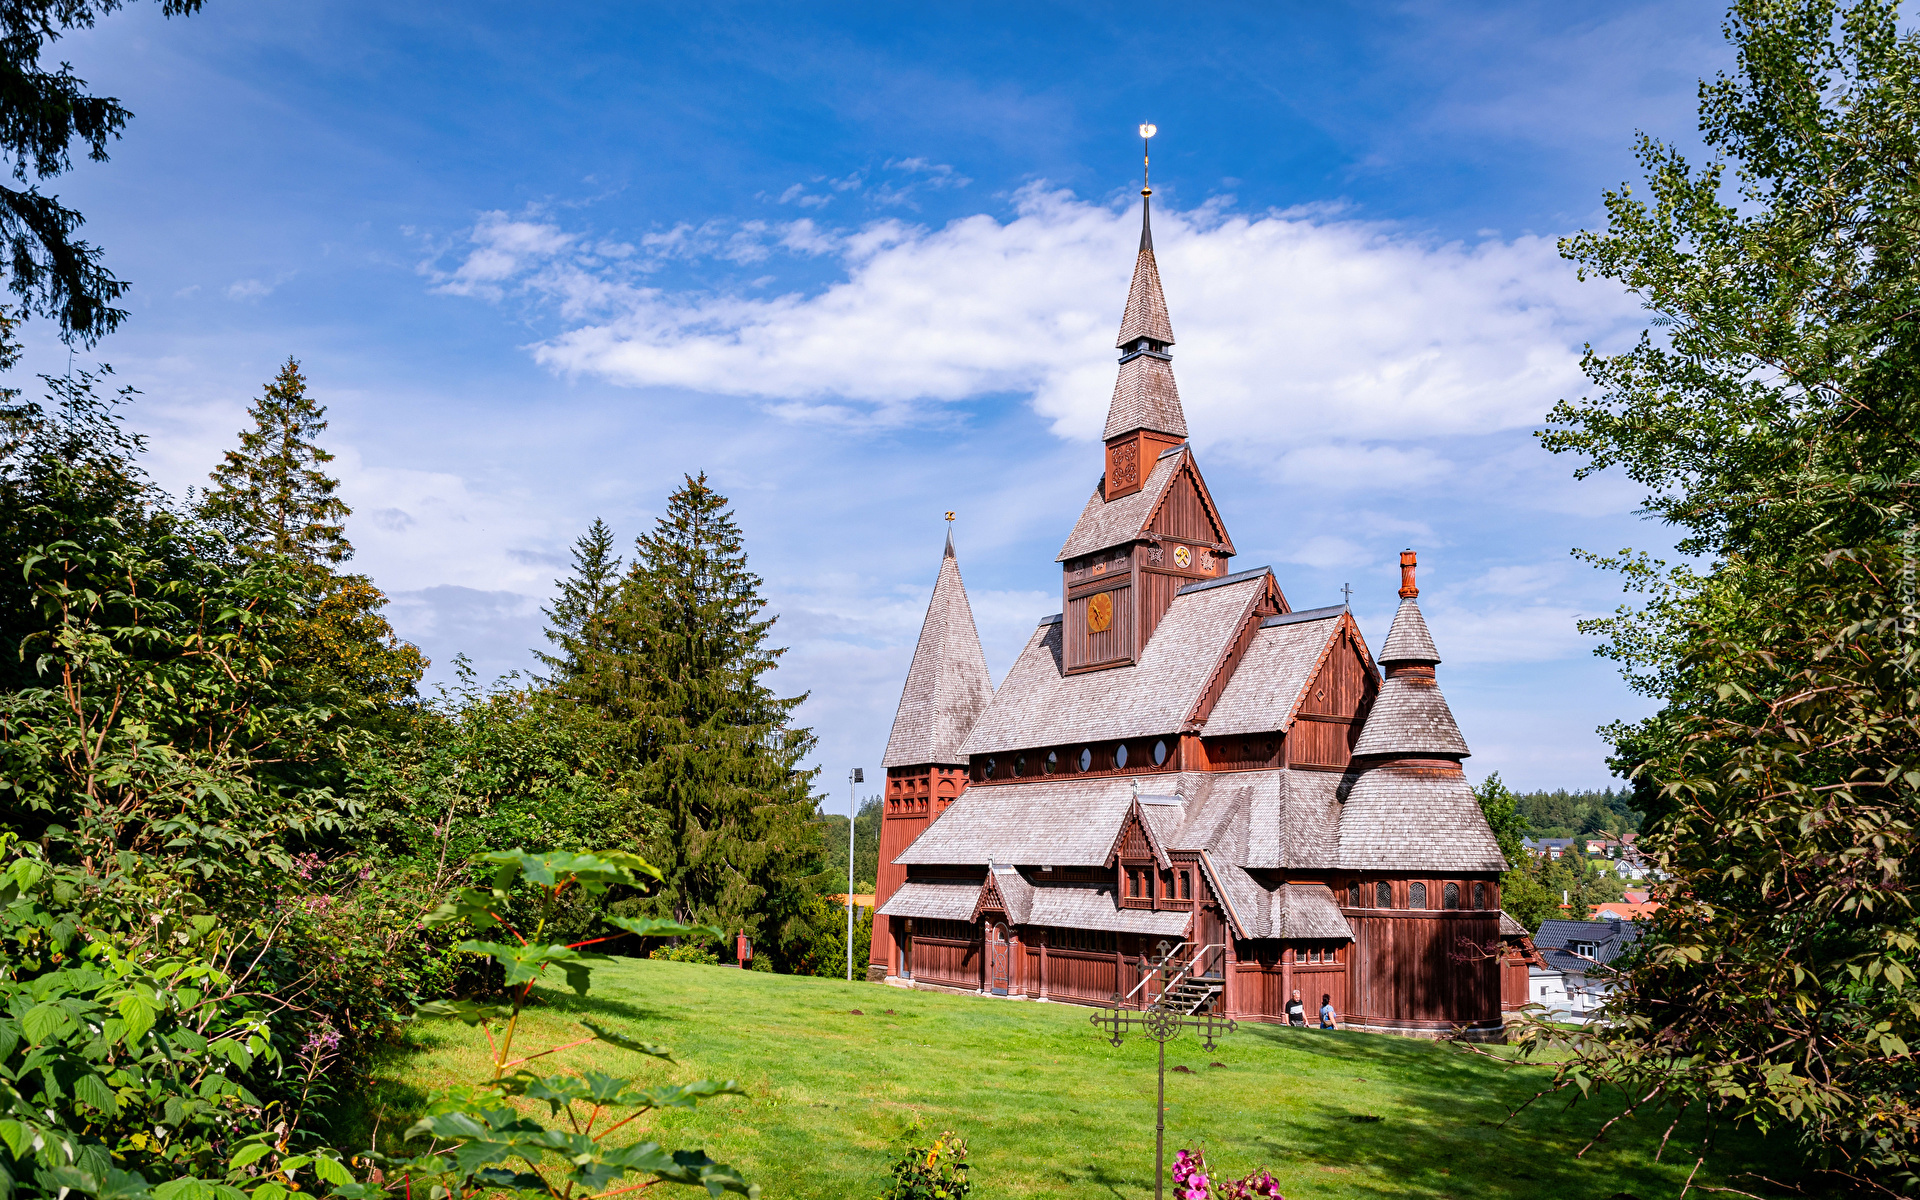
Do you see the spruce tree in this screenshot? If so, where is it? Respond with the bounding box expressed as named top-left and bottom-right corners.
top-left (536, 518), bottom-right (621, 686)
top-left (201, 359), bottom-right (422, 706)
top-left (609, 474), bottom-right (823, 963)
top-left (202, 359), bottom-right (351, 565)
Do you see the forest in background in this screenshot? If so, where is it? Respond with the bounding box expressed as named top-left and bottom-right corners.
top-left (1510, 787), bottom-right (1642, 839)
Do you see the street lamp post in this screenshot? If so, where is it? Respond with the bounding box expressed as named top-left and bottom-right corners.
top-left (847, 766), bottom-right (863, 981)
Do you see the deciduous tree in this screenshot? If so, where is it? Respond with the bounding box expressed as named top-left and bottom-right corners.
top-left (1511, 1), bottom-right (1920, 1187)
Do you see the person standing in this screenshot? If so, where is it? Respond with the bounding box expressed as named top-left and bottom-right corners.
top-left (1319, 994), bottom-right (1336, 1029)
top-left (1286, 989), bottom-right (1306, 1026)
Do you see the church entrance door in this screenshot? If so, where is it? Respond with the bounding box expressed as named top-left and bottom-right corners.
top-left (1196, 906), bottom-right (1226, 978)
top-left (988, 923), bottom-right (1010, 995)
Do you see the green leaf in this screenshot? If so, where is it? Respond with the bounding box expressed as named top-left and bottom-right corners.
top-left (627, 1080), bottom-right (747, 1111)
top-left (470, 1169), bottom-right (548, 1193)
top-left (412, 999), bottom-right (513, 1026)
top-left (311, 1158), bottom-right (354, 1187)
top-left (153, 1179), bottom-right (218, 1200)
top-left (72, 1071), bottom-right (119, 1115)
top-left (456, 941), bottom-right (607, 995)
top-left (117, 994), bottom-right (156, 1045)
top-left (21, 1002), bottom-right (74, 1044)
top-left (581, 1020), bottom-right (673, 1060)
top-left (226, 1146), bottom-right (272, 1172)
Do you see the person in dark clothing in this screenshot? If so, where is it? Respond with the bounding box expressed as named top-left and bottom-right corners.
top-left (1286, 989), bottom-right (1306, 1025)
top-left (1319, 994), bottom-right (1336, 1029)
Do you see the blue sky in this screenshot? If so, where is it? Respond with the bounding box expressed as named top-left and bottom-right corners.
top-left (28, 1), bottom-right (1738, 797)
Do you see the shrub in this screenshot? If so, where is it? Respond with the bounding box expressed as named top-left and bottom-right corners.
top-left (649, 941), bottom-right (720, 965)
top-left (879, 1128), bottom-right (969, 1200)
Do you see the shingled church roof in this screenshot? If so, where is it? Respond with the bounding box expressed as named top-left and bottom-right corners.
top-left (881, 533), bottom-right (995, 768)
top-left (1351, 595), bottom-right (1466, 759)
top-left (959, 571), bottom-right (1269, 754)
top-left (1115, 194), bottom-right (1176, 350)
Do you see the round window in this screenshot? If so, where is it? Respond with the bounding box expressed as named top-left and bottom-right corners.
top-left (1153, 739), bottom-right (1168, 766)
top-left (985, 757), bottom-right (997, 779)
top-left (1080, 748), bottom-right (1093, 772)
top-left (1015, 755), bottom-right (1026, 777)
top-left (1045, 751), bottom-right (1057, 775)
top-left (1115, 744), bottom-right (1129, 768)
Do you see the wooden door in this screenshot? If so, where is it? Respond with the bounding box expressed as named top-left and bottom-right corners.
top-left (1196, 906), bottom-right (1226, 976)
top-left (901, 924), bottom-right (913, 980)
top-left (988, 923), bottom-right (1010, 995)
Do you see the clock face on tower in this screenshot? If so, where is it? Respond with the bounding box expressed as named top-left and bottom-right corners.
top-left (1086, 591), bottom-right (1114, 634)
top-left (1173, 545), bottom-right (1192, 569)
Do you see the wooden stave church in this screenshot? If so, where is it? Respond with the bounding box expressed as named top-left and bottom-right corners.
top-left (867, 185), bottom-right (1531, 1036)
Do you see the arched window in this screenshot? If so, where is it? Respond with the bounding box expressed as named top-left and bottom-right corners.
top-left (1115, 743), bottom-right (1129, 768)
top-left (1015, 755), bottom-right (1026, 777)
top-left (1473, 882), bottom-right (1488, 910)
top-left (1376, 881), bottom-right (1392, 908)
top-left (1153, 739), bottom-right (1168, 766)
top-left (1045, 751), bottom-right (1057, 775)
top-left (1080, 748), bottom-right (1093, 772)
top-left (1347, 883), bottom-right (1361, 907)
top-left (1443, 882), bottom-right (1460, 910)
top-left (1409, 882), bottom-right (1428, 909)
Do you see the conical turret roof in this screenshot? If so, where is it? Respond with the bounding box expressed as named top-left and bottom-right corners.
top-left (881, 535), bottom-right (995, 768)
top-left (1352, 593), bottom-right (1467, 759)
top-left (1378, 597), bottom-right (1440, 664)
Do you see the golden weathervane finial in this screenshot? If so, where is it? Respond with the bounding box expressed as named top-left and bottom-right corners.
top-left (944, 511), bottom-right (955, 523)
top-left (1139, 123), bottom-right (1157, 196)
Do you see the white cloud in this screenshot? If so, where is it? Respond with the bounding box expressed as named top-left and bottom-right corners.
top-left (428, 185), bottom-right (1636, 454)
top-left (227, 278), bottom-right (274, 300)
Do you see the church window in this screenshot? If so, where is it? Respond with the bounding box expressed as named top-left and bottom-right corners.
top-left (1045, 751), bottom-right (1057, 775)
top-left (1376, 882), bottom-right (1393, 908)
top-left (1473, 882), bottom-right (1488, 909)
top-left (1443, 882), bottom-right (1460, 910)
top-left (1080, 748), bottom-right (1093, 772)
top-left (1179, 871), bottom-right (1191, 900)
top-left (985, 757), bottom-right (997, 779)
top-left (1347, 883), bottom-right (1361, 907)
top-left (1410, 882), bottom-right (1428, 909)
top-left (1015, 755), bottom-right (1026, 777)
top-left (1153, 739), bottom-right (1168, 766)
top-left (1115, 744), bottom-right (1129, 768)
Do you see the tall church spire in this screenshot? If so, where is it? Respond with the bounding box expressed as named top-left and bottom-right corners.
top-left (1104, 126), bottom-right (1187, 446)
top-left (881, 529), bottom-right (994, 769)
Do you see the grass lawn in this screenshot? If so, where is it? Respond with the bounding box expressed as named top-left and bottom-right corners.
top-left (347, 959), bottom-right (1797, 1199)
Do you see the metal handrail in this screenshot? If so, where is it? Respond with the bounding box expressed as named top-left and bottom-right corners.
top-left (1121, 940), bottom-right (1189, 1004)
top-left (1121, 941), bottom-right (1230, 1009)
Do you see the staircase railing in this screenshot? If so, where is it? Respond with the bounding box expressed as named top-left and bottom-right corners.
top-left (1120, 941), bottom-right (1230, 1012)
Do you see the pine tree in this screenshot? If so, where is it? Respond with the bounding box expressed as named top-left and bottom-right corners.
top-left (536, 518), bottom-right (621, 686)
top-left (202, 359), bottom-right (351, 565)
top-left (201, 359), bottom-right (422, 706)
top-left (606, 474), bottom-right (824, 964)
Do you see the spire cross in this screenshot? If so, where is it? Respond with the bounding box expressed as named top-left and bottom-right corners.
top-left (1342, 582), bottom-right (1352, 607)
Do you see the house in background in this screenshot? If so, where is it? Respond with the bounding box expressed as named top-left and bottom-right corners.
top-left (1593, 889), bottom-right (1658, 921)
top-left (1529, 917), bottom-right (1641, 1023)
top-left (1522, 837), bottom-right (1578, 861)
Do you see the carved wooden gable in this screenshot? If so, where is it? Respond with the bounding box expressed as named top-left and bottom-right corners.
top-left (1290, 618), bottom-right (1379, 771)
top-left (1147, 458), bottom-right (1234, 558)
